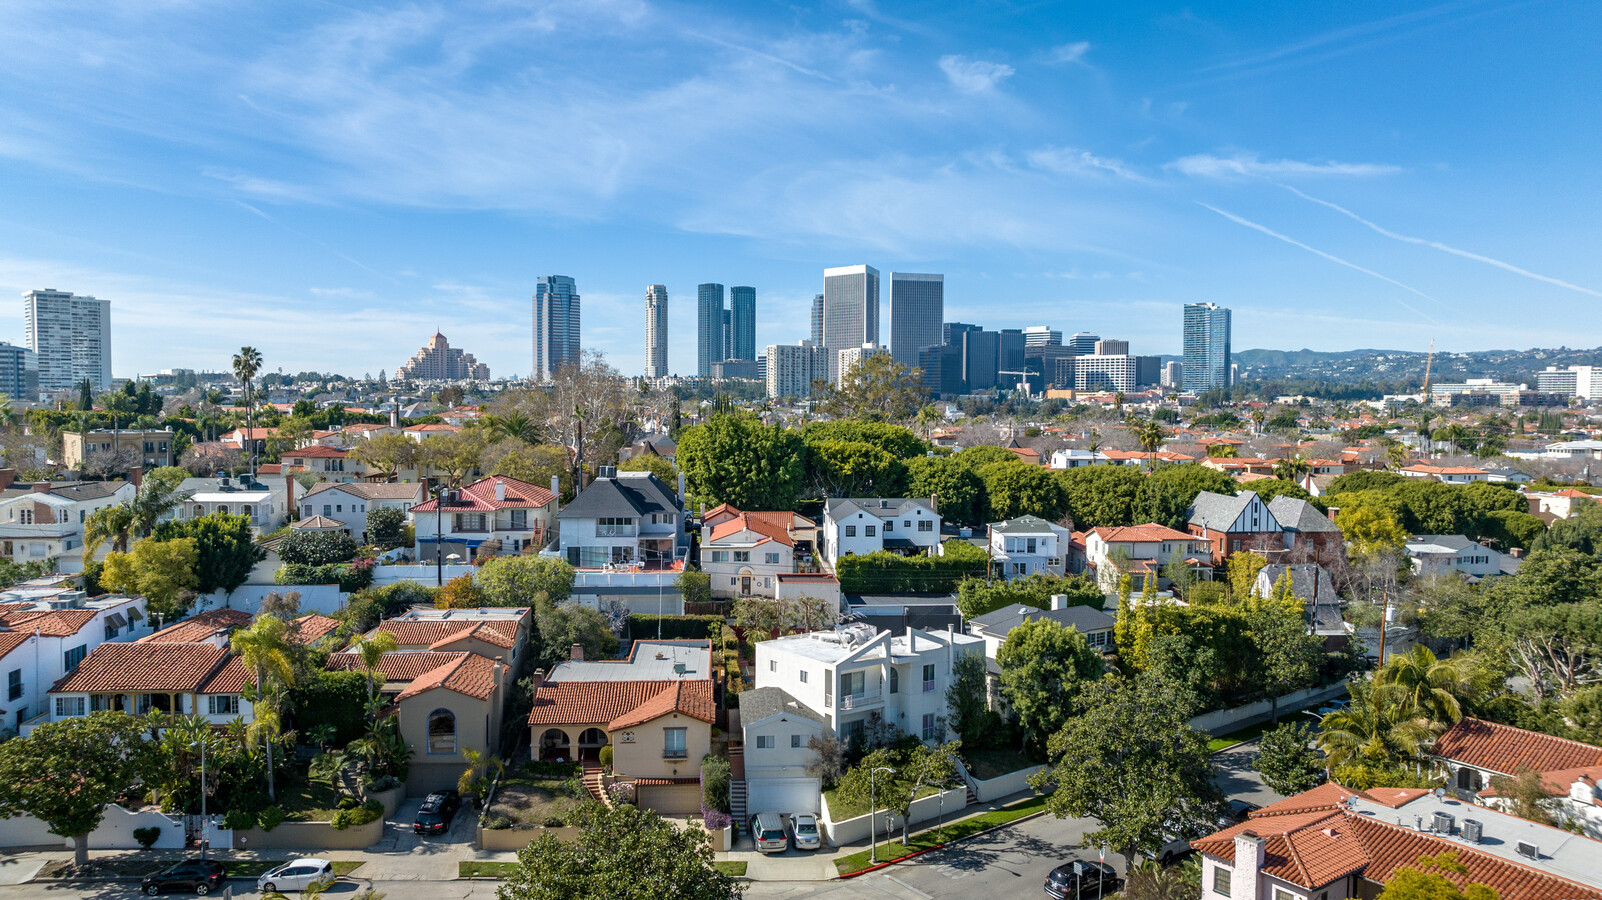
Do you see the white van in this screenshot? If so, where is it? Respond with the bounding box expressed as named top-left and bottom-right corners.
top-left (750, 812), bottom-right (788, 854)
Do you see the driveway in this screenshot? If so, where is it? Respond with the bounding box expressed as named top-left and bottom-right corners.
top-left (341, 796), bottom-right (477, 880)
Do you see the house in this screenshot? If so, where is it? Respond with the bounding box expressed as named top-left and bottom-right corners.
top-left (704, 505), bottom-right (815, 559)
top-left (1048, 448), bottom-right (1110, 469)
top-left (753, 623), bottom-right (984, 748)
top-left (287, 613), bottom-right (341, 646)
top-left (1403, 535), bottom-right (1519, 578)
top-left (738, 686), bottom-right (828, 819)
top-left (1187, 490), bottom-right (1283, 564)
top-left (217, 427), bottom-right (276, 460)
top-left (367, 607), bottom-right (529, 686)
top-left (1399, 463), bottom-right (1491, 484)
top-left (553, 468), bottom-right (685, 569)
top-left (966, 598), bottom-right (1116, 660)
top-left (819, 498), bottom-right (940, 568)
top-left (619, 433), bottom-right (677, 466)
top-left (300, 482), bottom-right (427, 544)
top-left (1254, 564), bottom-right (1345, 635)
top-left (1191, 781), bottom-right (1602, 900)
top-left (33, 643), bottom-right (254, 733)
top-left (527, 639), bottom-right (716, 815)
top-left (0, 593), bottom-right (150, 734)
top-left (1431, 717), bottom-right (1602, 798)
top-left (134, 608), bottom-right (254, 648)
top-left (381, 651), bottom-right (505, 796)
top-left (166, 474), bottom-right (279, 534)
top-left (1482, 467), bottom-right (1534, 484)
top-left (414, 476), bottom-right (558, 564)
top-left (701, 511), bottom-right (799, 599)
top-left (0, 481), bottom-right (136, 563)
top-left (1083, 523), bottom-right (1213, 591)
top-left (279, 445), bottom-right (370, 483)
top-left (1266, 496), bottom-right (1344, 558)
top-left (988, 515), bottom-right (1071, 580)
top-left (1201, 457), bottom-right (1276, 477)
top-left (402, 423), bottom-right (460, 443)
top-left (62, 429), bottom-right (176, 472)
top-left (841, 595), bottom-right (963, 636)
top-left (1527, 488), bottom-right (1595, 523)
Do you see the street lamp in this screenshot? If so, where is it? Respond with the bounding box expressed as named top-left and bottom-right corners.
top-left (192, 738), bottom-right (208, 860)
top-left (869, 765), bottom-right (897, 863)
top-left (432, 484), bottom-right (447, 587)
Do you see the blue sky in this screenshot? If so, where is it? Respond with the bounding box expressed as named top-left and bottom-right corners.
top-left (2, 0), bottom-right (1598, 380)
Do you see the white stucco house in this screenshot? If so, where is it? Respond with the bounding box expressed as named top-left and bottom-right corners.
top-left (737, 686), bottom-right (829, 820)
top-left (987, 515), bottom-right (1071, 579)
top-left (819, 498), bottom-right (940, 568)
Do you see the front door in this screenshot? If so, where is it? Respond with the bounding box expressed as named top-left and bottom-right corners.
top-left (741, 575), bottom-right (752, 595)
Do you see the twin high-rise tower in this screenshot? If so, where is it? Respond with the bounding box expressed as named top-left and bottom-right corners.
top-left (695, 283), bottom-right (757, 378)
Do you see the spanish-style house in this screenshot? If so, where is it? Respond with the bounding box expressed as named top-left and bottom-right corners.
top-left (700, 510), bottom-right (802, 598)
top-left (819, 498), bottom-right (940, 568)
top-left (35, 642), bottom-right (254, 732)
top-left (412, 476), bottom-right (558, 565)
top-left (1, 593), bottom-right (150, 734)
top-left (134, 608), bottom-right (254, 648)
top-left (987, 515), bottom-right (1071, 579)
top-left (1398, 463), bottom-right (1491, 484)
top-left (279, 445), bottom-right (372, 483)
top-left (1082, 523), bottom-right (1213, 591)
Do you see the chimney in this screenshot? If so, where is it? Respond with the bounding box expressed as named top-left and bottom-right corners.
top-left (929, 493), bottom-right (938, 515)
top-left (570, 642), bottom-right (584, 661)
top-left (550, 475), bottom-right (560, 500)
top-left (530, 668), bottom-right (546, 691)
top-left (492, 654), bottom-right (504, 685)
top-left (31, 481), bottom-right (51, 494)
top-left (1050, 593), bottom-right (1067, 611)
top-left (389, 407), bottom-right (399, 428)
top-left (1232, 832), bottom-right (1264, 900)
top-left (495, 479), bottom-right (506, 502)
top-left (129, 466), bottom-right (144, 488)
top-left (678, 471), bottom-right (686, 504)
top-left (0, 468), bottom-right (15, 491)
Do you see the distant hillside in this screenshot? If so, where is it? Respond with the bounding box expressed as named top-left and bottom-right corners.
top-left (1233, 346), bottom-right (1602, 390)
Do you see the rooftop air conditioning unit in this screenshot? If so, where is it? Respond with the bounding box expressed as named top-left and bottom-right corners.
top-left (1432, 812), bottom-right (1454, 835)
top-left (1461, 819), bottom-right (1483, 843)
top-left (1516, 841), bottom-right (1539, 860)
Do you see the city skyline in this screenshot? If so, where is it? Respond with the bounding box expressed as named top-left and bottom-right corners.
top-left (2, 3), bottom-right (1599, 378)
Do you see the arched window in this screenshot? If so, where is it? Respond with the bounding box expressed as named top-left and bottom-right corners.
top-left (216, 505), bottom-right (228, 516)
top-left (427, 709), bottom-right (456, 754)
top-left (241, 505), bottom-right (253, 520)
top-left (194, 505), bottom-right (205, 518)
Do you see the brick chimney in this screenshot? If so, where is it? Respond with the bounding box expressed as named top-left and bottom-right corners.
top-left (129, 466), bottom-right (144, 488)
top-left (31, 481), bottom-right (52, 494)
top-left (530, 668), bottom-right (546, 691)
top-left (570, 643), bottom-right (583, 661)
top-left (1231, 831), bottom-right (1264, 900)
top-left (0, 468), bottom-right (16, 491)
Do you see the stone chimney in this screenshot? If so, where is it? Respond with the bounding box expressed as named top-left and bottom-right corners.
top-left (495, 479), bottom-right (506, 502)
top-left (570, 643), bottom-right (583, 661)
top-left (1231, 832), bottom-right (1264, 900)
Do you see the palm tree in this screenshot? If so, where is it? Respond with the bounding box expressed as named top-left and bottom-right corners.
top-left (1249, 407), bottom-right (1266, 435)
top-left (486, 412), bottom-right (540, 445)
top-left (232, 347), bottom-right (263, 476)
top-left (1135, 419), bottom-right (1166, 470)
top-left (1373, 646), bottom-right (1470, 726)
top-left (231, 615), bottom-right (296, 800)
top-left (1316, 684), bottom-right (1437, 769)
top-left (1273, 456), bottom-right (1311, 482)
top-left (351, 631), bottom-right (399, 718)
top-left (1207, 443), bottom-right (1239, 459)
top-left (83, 504), bottom-right (137, 562)
top-left (915, 404), bottom-right (941, 439)
top-left (130, 468), bottom-right (192, 537)
top-left (458, 746), bottom-right (506, 806)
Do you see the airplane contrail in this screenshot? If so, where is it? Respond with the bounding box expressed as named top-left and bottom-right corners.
top-left (1278, 184), bottom-right (1602, 298)
top-left (1198, 202), bottom-right (1442, 325)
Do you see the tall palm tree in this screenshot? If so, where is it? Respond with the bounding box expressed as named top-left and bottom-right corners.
top-left (83, 504), bottom-right (137, 563)
top-left (232, 347), bottom-right (263, 476)
top-left (486, 412), bottom-right (540, 445)
top-left (130, 467), bottom-right (192, 537)
top-left (1373, 645), bottom-right (1470, 726)
top-left (1273, 456), bottom-right (1311, 482)
top-left (1317, 685), bottom-right (1437, 769)
top-left (1135, 419), bottom-right (1166, 470)
top-left (351, 631), bottom-right (399, 718)
top-left (231, 615), bottom-right (296, 800)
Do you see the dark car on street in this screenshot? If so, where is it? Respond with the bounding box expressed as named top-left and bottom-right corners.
top-left (414, 789), bottom-right (462, 835)
top-left (1045, 859), bottom-right (1120, 900)
top-left (140, 859), bottom-right (226, 896)
top-left (1221, 800), bottom-right (1261, 825)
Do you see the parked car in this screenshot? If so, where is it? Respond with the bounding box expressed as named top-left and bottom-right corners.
top-left (1045, 859), bottom-right (1120, 900)
top-left (791, 812), bottom-right (822, 850)
top-left (140, 859), bottom-right (225, 896)
top-left (1220, 800), bottom-right (1260, 826)
top-left (256, 859), bottom-right (334, 894)
top-left (414, 789), bottom-right (462, 835)
top-left (750, 812), bottom-right (788, 854)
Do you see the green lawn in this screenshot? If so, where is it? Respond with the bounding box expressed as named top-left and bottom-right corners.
top-left (275, 769), bottom-right (348, 821)
top-left (488, 769), bottom-right (588, 826)
top-left (833, 794), bottom-right (1049, 876)
top-left (332, 862), bottom-right (365, 877)
top-left (962, 746), bottom-right (1042, 781)
top-left (459, 861), bottom-right (521, 879)
top-left (823, 784), bottom-right (943, 822)
top-left (713, 861), bottom-right (747, 877)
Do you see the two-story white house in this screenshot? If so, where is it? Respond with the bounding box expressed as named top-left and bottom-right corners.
top-left (164, 474), bottom-right (279, 534)
top-left (1082, 523), bottom-right (1213, 591)
top-left (0, 481), bottom-right (137, 563)
top-left (300, 482), bottom-right (427, 544)
top-left (1403, 535), bottom-right (1519, 579)
top-left (553, 469), bottom-right (685, 569)
top-left (34, 642), bottom-right (253, 733)
top-left (414, 476), bottom-right (558, 564)
top-left (753, 623), bottom-right (984, 749)
top-left (1048, 448), bottom-right (1111, 469)
top-left (738, 686), bottom-right (829, 819)
top-left (279, 445), bottom-right (373, 483)
top-left (0, 593), bottom-right (152, 734)
top-left (819, 498), bottom-right (940, 569)
top-left (988, 515), bottom-right (1071, 579)
top-left (701, 511), bottom-right (800, 598)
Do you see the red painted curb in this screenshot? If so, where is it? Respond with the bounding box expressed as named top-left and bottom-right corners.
top-left (837, 843), bottom-right (947, 878)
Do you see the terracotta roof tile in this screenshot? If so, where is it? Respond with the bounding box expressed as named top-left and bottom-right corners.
top-left (1089, 524), bottom-right (1197, 543)
top-left (1433, 718), bottom-right (1602, 777)
top-left (0, 630), bottom-right (32, 662)
top-left (372, 619), bottom-right (518, 650)
top-left (198, 656), bottom-right (253, 694)
top-left (707, 513), bottom-right (794, 547)
top-left (530, 680), bottom-right (710, 727)
top-left (395, 653), bottom-right (498, 701)
top-left (412, 476), bottom-right (554, 513)
top-left (327, 650), bottom-right (471, 681)
top-left (288, 614), bottom-right (341, 645)
top-left (52, 643), bottom-right (232, 693)
top-left (0, 609), bottom-right (97, 637)
top-left (135, 609), bottom-right (253, 644)
top-left (608, 680), bottom-right (716, 731)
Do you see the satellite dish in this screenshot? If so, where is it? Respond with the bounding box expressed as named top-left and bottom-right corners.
top-left (1434, 788), bottom-right (1447, 800)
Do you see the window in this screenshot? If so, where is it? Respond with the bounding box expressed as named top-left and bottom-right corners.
top-left (921, 713), bottom-right (938, 740)
top-left (765, 552), bottom-right (780, 564)
top-left (918, 520), bottom-right (933, 532)
top-left (842, 671), bottom-right (864, 697)
top-left (55, 696), bottom-right (85, 718)
top-left (1272, 889), bottom-right (1295, 900)
top-left (733, 551), bottom-right (750, 562)
top-left (664, 727), bottom-right (688, 758)
top-left (510, 509), bottom-right (527, 528)
top-left (336, 504), bottom-right (342, 513)
top-left (883, 520), bottom-right (893, 532)
top-left (104, 621), bottom-right (119, 640)
top-left (844, 525), bottom-right (856, 537)
top-left (1010, 562), bottom-right (1027, 575)
top-left (888, 668), bottom-right (899, 694)
top-left (755, 735), bottom-right (774, 749)
top-left (1086, 630), bottom-right (1109, 648)
top-left (904, 520), bottom-right (911, 528)
top-left (710, 550), bottom-right (728, 563)
top-left (63, 645), bottom-right (86, 672)
top-left (323, 504), bottom-right (333, 517)
top-left (865, 525), bottom-right (876, 537)
top-left (90, 694), bottom-right (111, 712)
top-left (798, 670), bottom-right (809, 684)
top-left (427, 709), bottom-right (457, 754)
top-left (207, 695), bottom-right (240, 716)
top-left (17, 509), bottom-right (30, 525)
top-left (792, 734), bottom-right (804, 748)
top-left (7, 669), bottom-right (20, 701)
top-left (769, 659), bottom-right (777, 672)
top-left (1026, 538), bottom-right (1037, 554)
top-left (1212, 867), bottom-right (1231, 895)
top-left (922, 663), bottom-right (936, 692)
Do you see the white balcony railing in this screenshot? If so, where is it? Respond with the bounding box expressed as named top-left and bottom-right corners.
top-left (838, 689), bottom-right (882, 710)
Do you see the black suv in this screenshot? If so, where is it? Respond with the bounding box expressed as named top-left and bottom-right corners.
top-left (140, 859), bottom-right (226, 896)
top-left (414, 789), bottom-right (462, 835)
top-left (1045, 859), bottom-right (1120, 900)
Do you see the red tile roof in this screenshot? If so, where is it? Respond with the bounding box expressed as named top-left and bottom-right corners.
top-left (371, 619), bottom-right (519, 650)
top-left (529, 679), bottom-right (713, 728)
top-left (608, 680), bottom-right (717, 731)
top-left (282, 445), bottom-right (349, 459)
top-left (51, 643), bottom-right (233, 693)
top-left (1089, 524), bottom-right (1197, 543)
top-left (0, 609), bottom-right (98, 637)
top-left (288, 614), bottom-right (341, 645)
top-left (707, 513), bottom-right (794, 547)
top-left (327, 650), bottom-right (471, 682)
top-left (0, 630), bottom-right (32, 662)
top-left (135, 609), bottom-right (253, 644)
top-left (396, 653), bottom-right (499, 701)
top-left (412, 476), bottom-right (555, 513)
top-left (1433, 718), bottom-right (1602, 777)
top-left (198, 656), bottom-right (253, 694)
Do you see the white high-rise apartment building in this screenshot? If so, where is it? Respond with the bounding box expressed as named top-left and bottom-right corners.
top-left (24, 289), bottom-right (112, 393)
top-left (836, 343), bottom-right (886, 381)
top-left (765, 341), bottom-right (827, 399)
top-left (533, 276), bottom-right (580, 381)
top-left (1182, 302), bottom-right (1231, 392)
top-left (1074, 354), bottom-right (1136, 392)
top-left (644, 285), bottom-right (668, 378)
top-left (1068, 332), bottom-right (1100, 356)
top-left (1094, 339), bottom-right (1129, 356)
top-left (888, 272), bottom-right (943, 372)
top-left (821, 265), bottom-right (879, 382)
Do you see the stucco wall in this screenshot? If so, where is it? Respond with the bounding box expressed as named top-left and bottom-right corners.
top-left (609, 712), bottom-right (711, 780)
top-left (477, 824), bottom-right (580, 850)
top-left (820, 784), bottom-right (967, 846)
top-left (1188, 682), bottom-right (1348, 735)
top-left (970, 764), bottom-right (1045, 803)
top-left (0, 805), bottom-right (186, 850)
top-left (234, 816), bottom-right (384, 850)
top-left (398, 691), bottom-right (496, 774)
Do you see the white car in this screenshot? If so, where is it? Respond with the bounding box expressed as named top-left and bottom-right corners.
top-left (257, 858), bottom-right (334, 894)
top-left (791, 812), bottom-right (822, 851)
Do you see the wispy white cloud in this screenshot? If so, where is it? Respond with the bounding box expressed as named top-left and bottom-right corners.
top-left (1197, 203), bottom-right (1443, 323)
top-left (1199, 1), bottom-right (1500, 77)
top-left (1278, 184), bottom-right (1602, 298)
top-left (1171, 153), bottom-right (1400, 179)
top-left (308, 287), bottom-right (374, 299)
top-left (1027, 146), bottom-right (1147, 182)
top-left (938, 55), bottom-right (1015, 93)
top-left (1050, 41), bottom-right (1091, 64)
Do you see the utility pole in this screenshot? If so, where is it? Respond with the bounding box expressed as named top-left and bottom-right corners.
top-left (433, 481), bottom-right (446, 587)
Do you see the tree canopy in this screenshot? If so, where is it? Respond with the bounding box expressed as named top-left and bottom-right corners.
top-left (153, 513), bottom-right (263, 596)
top-left (101, 537), bottom-right (199, 621)
top-left (1058, 464), bottom-right (1144, 528)
top-left (997, 618), bottom-right (1105, 751)
top-left (676, 415), bottom-right (806, 510)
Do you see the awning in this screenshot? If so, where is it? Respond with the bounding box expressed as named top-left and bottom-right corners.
top-left (126, 608), bottom-right (144, 621)
top-left (104, 612), bottom-right (127, 629)
top-left (882, 537), bottom-right (917, 548)
top-left (416, 537), bottom-right (488, 547)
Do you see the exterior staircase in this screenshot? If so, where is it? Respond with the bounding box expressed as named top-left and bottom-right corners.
top-left (728, 743), bottom-right (748, 826)
top-left (581, 762), bottom-right (607, 804)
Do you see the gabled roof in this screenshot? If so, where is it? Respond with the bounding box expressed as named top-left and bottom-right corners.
top-left (738, 686), bottom-right (825, 727)
top-left (529, 679), bottom-right (709, 727)
top-left (1089, 523), bottom-right (1195, 543)
top-left (135, 608), bottom-right (253, 644)
top-left (282, 445), bottom-right (349, 459)
top-left (288, 614), bottom-right (341, 645)
top-left (968, 603), bottom-right (1116, 636)
top-left (1188, 490), bottom-right (1275, 532)
top-left (607, 680), bottom-right (716, 730)
top-left (707, 514), bottom-right (793, 547)
top-left (291, 515), bottom-right (346, 530)
top-left (556, 473), bottom-right (679, 521)
top-left (1433, 717), bottom-right (1602, 777)
top-left (395, 653), bottom-right (499, 701)
top-left (51, 643), bottom-right (233, 693)
top-left (370, 618), bottom-right (519, 650)
top-left (824, 497), bottom-right (935, 521)
top-left (0, 609), bottom-right (98, 637)
top-left (302, 482), bottom-right (426, 501)
top-left (412, 475), bottom-right (556, 513)
top-left (0, 630), bottom-right (32, 663)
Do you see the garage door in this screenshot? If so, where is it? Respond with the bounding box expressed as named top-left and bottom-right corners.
top-left (747, 777), bottom-right (821, 819)
top-left (639, 783), bottom-right (701, 816)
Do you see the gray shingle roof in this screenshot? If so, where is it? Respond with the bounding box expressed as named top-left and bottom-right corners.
top-left (989, 515), bottom-right (1059, 534)
top-left (556, 472), bottom-right (681, 521)
top-left (1267, 497), bottom-right (1340, 534)
top-left (1188, 490), bottom-right (1271, 532)
top-left (739, 686), bottom-right (825, 726)
top-left (969, 603), bottom-right (1116, 637)
top-left (825, 498), bottom-right (935, 520)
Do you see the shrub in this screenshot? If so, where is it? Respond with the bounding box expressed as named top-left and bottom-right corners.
top-left (285, 670), bottom-right (368, 746)
top-left (483, 814), bottom-right (513, 830)
top-left (701, 754), bottom-right (731, 814)
top-left (331, 799), bottom-right (384, 831)
top-left (542, 816), bottom-right (566, 828)
top-left (133, 826), bottom-right (161, 849)
top-left (627, 614), bottom-right (722, 641)
top-left (222, 808), bottom-right (257, 832)
top-left (701, 802), bottom-right (732, 832)
top-left (337, 797), bottom-right (359, 810)
top-left (256, 806), bottom-right (286, 832)
top-left (607, 781), bottom-right (636, 805)
top-left (275, 562), bottom-right (372, 592)
top-left (834, 539), bottom-right (988, 594)
top-left (598, 745), bottom-right (613, 768)
top-left (366, 505), bottom-right (407, 550)
top-left (522, 760), bottom-right (582, 778)
top-left (278, 529), bottom-right (361, 566)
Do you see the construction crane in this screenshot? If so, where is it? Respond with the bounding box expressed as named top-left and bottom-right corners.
top-left (997, 370), bottom-right (1032, 397)
top-left (1422, 339), bottom-right (1435, 397)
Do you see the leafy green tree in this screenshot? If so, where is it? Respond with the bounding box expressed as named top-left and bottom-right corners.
top-left (1057, 464), bottom-right (1143, 528)
top-left (1030, 673), bottom-right (1220, 875)
top-left (675, 567), bottom-right (712, 606)
top-left (348, 433), bottom-right (419, 480)
top-left (1254, 721), bottom-right (1324, 795)
top-left (232, 615), bottom-right (296, 799)
top-left (1326, 470), bottom-right (1405, 495)
top-left (905, 456), bottom-right (986, 525)
top-left (477, 555), bottom-right (575, 606)
top-left (618, 454), bottom-right (675, 483)
top-left (1316, 682), bottom-right (1436, 769)
top-left (997, 618), bottom-right (1105, 751)
top-left (278, 529), bottom-right (360, 567)
top-left (1248, 573), bottom-right (1323, 723)
top-left (980, 460), bottom-right (1068, 521)
top-left (676, 415), bottom-right (806, 510)
top-left (1498, 549), bottom-right (1602, 608)
top-left (805, 439), bottom-right (909, 498)
top-left (419, 428), bottom-right (489, 485)
top-left (154, 513), bottom-right (263, 597)
top-left (831, 741), bottom-right (964, 850)
top-left (819, 353), bottom-right (926, 422)
top-left (946, 652), bottom-right (1000, 749)
top-left (1374, 646), bottom-right (1471, 725)
top-left (955, 573), bottom-right (1103, 620)
top-left (436, 573), bottom-right (486, 608)
top-left (100, 537), bottom-right (200, 621)
top-left (482, 441), bottom-right (572, 496)
top-left (1376, 851), bottom-right (1499, 900)
top-left (1497, 598), bottom-right (1602, 701)
top-left (1562, 685), bottom-right (1602, 745)
top-left (802, 421), bottom-right (927, 459)
top-left (496, 801), bottom-right (742, 900)
top-left (0, 711), bottom-right (165, 866)
top-left (1133, 464), bottom-right (1237, 530)
top-left (536, 602), bottom-right (618, 668)
top-left (1245, 478), bottom-right (1321, 509)
top-left (1335, 503), bottom-right (1408, 556)
top-left (366, 505), bottom-right (407, 550)
top-left (1534, 500), bottom-right (1602, 555)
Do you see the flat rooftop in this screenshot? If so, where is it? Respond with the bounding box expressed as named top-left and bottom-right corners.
top-left (549, 639), bottom-right (712, 682)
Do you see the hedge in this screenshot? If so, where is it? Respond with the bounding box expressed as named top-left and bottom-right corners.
top-left (628, 614), bottom-right (723, 642)
top-left (331, 799), bottom-right (383, 830)
top-left (286, 670), bottom-right (368, 746)
top-left (275, 562), bottom-right (373, 593)
top-left (833, 539), bottom-right (988, 594)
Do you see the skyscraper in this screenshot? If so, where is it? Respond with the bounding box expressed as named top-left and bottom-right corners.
top-left (23, 289), bottom-right (111, 392)
top-left (1182, 302), bottom-right (1232, 392)
top-left (1023, 326), bottom-right (1062, 347)
top-left (697, 283), bottom-right (725, 379)
top-left (644, 285), bottom-right (668, 378)
top-left (0, 342), bottom-right (40, 401)
top-left (722, 308), bottom-right (733, 362)
top-left (810, 294), bottom-right (824, 346)
top-left (888, 272), bottom-right (943, 372)
top-left (821, 265), bottom-right (879, 381)
top-left (1068, 332), bottom-right (1100, 356)
top-left (533, 276), bottom-right (580, 382)
top-left (729, 286), bottom-right (757, 362)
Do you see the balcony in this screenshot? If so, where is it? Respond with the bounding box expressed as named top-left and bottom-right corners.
top-left (837, 689), bottom-right (883, 711)
top-left (595, 526), bottom-right (638, 537)
top-left (663, 748), bottom-right (688, 760)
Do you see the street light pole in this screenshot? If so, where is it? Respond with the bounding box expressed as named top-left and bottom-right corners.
top-left (194, 738), bottom-right (208, 860)
top-left (870, 765), bottom-right (896, 863)
top-left (434, 484), bottom-right (445, 587)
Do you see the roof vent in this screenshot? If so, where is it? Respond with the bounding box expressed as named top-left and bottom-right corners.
top-left (1461, 819), bottom-right (1483, 843)
top-left (1516, 840), bottom-right (1539, 861)
top-left (673, 662), bottom-right (687, 676)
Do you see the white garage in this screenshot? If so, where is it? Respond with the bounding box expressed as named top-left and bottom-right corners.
top-left (747, 775), bottom-right (822, 818)
top-left (738, 686), bottom-right (829, 824)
